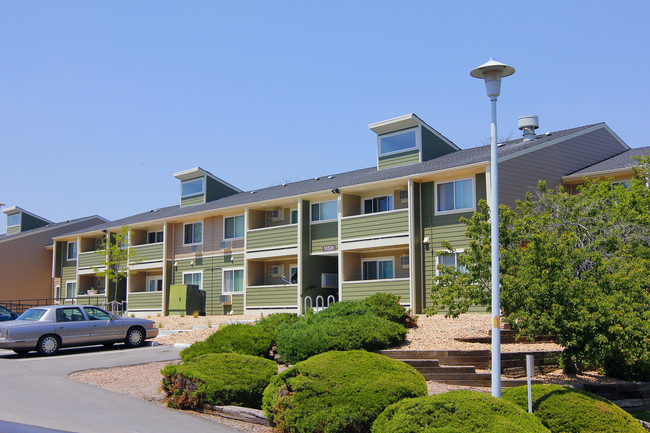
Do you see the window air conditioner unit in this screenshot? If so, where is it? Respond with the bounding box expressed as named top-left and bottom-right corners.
top-left (220, 241), bottom-right (231, 250)
top-left (321, 273), bottom-right (338, 288)
top-left (191, 245), bottom-right (201, 254)
top-left (269, 265), bottom-right (283, 277)
top-left (269, 209), bottom-right (283, 220)
top-left (400, 255), bottom-right (410, 267)
top-left (399, 189), bottom-right (408, 202)
top-left (220, 294), bottom-right (232, 305)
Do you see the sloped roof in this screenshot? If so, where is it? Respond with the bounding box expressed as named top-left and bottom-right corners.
top-left (0, 215), bottom-right (107, 245)
top-left (63, 123), bottom-right (616, 236)
top-left (566, 145), bottom-right (650, 178)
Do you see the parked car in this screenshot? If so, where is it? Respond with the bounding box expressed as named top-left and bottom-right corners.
top-left (0, 305), bottom-right (158, 355)
top-left (0, 305), bottom-right (19, 322)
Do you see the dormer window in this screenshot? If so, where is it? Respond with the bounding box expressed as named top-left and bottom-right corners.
top-left (181, 178), bottom-right (204, 198)
top-left (379, 129), bottom-right (418, 156)
top-left (7, 213), bottom-right (20, 227)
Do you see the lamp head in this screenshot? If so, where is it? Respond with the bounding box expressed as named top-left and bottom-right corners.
top-left (470, 58), bottom-right (515, 99)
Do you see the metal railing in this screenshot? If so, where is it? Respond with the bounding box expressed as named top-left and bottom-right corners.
top-left (0, 297), bottom-right (127, 316)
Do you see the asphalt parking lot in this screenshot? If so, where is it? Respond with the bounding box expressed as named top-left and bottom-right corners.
top-left (0, 344), bottom-right (242, 433)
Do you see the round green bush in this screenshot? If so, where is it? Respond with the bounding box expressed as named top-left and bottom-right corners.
top-left (275, 313), bottom-right (407, 364)
top-left (180, 323), bottom-right (273, 362)
top-left (315, 293), bottom-right (410, 326)
top-left (263, 350), bottom-right (427, 433)
top-left (372, 390), bottom-right (549, 433)
top-left (161, 352), bottom-right (277, 409)
top-left (256, 312), bottom-right (300, 343)
top-left (502, 384), bottom-right (646, 433)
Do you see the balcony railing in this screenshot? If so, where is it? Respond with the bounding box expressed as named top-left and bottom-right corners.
top-left (246, 225), bottom-right (298, 251)
top-left (246, 284), bottom-right (298, 308)
top-left (78, 251), bottom-right (105, 269)
top-left (341, 209), bottom-right (409, 241)
top-left (131, 243), bottom-right (164, 263)
top-left (341, 278), bottom-right (410, 304)
top-left (127, 291), bottom-right (163, 311)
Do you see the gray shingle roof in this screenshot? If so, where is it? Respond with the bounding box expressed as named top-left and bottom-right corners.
top-left (567, 145), bottom-right (650, 177)
top-left (64, 123), bottom-right (610, 236)
top-left (1, 215), bottom-right (107, 244)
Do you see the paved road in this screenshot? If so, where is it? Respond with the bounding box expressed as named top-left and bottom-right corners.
top-left (0, 344), bottom-right (242, 433)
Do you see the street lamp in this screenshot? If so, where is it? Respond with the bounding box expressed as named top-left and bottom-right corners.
top-left (470, 58), bottom-right (515, 398)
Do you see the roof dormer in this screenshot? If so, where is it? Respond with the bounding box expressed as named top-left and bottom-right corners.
top-left (369, 114), bottom-right (459, 170)
top-left (174, 167), bottom-right (242, 208)
top-left (2, 206), bottom-right (52, 235)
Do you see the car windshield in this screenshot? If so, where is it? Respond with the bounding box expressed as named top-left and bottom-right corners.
top-left (17, 308), bottom-right (47, 321)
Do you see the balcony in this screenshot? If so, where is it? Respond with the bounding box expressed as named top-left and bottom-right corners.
top-left (127, 291), bottom-right (163, 311)
top-left (131, 243), bottom-right (164, 263)
top-left (246, 284), bottom-right (298, 308)
top-left (341, 278), bottom-right (410, 304)
top-left (340, 209), bottom-right (409, 244)
top-left (311, 221), bottom-right (338, 254)
top-left (246, 225), bottom-right (298, 254)
top-left (78, 251), bottom-right (105, 270)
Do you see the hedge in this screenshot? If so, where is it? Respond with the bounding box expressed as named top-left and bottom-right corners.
top-left (161, 353), bottom-right (277, 409)
top-left (502, 384), bottom-right (646, 433)
top-left (263, 350), bottom-right (427, 433)
top-left (275, 313), bottom-right (407, 364)
top-left (372, 390), bottom-right (549, 433)
top-left (180, 323), bottom-right (273, 362)
top-left (315, 293), bottom-right (412, 326)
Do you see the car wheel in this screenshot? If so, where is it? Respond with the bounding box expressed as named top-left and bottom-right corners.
top-left (37, 335), bottom-right (60, 356)
top-left (125, 327), bottom-right (145, 348)
top-left (13, 349), bottom-right (29, 355)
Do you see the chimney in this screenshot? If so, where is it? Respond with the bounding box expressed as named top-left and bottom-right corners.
top-left (518, 115), bottom-right (539, 141)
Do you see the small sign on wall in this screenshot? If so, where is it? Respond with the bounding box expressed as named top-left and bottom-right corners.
top-left (322, 244), bottom-right (337, 252)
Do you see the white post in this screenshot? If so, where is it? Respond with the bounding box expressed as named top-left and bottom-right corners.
top-left (490, 96), bottom-right (501, 397)
top-left (526, 354), bottom-right (535, 413)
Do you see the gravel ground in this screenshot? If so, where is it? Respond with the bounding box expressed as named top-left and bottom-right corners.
top-left (70, 313), bottom-right (623, 433)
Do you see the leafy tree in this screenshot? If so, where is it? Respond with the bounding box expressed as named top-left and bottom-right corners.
top-left (93, 225), bottom-right (141, 306)
top-left (428, 155), bottom-right (650, 380)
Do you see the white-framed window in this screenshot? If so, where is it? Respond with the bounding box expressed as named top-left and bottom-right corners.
top-left (67, 242), bottom-right (78, 261)
top-left (7, 213), bottom-right (20, 227)
top-left (181, 178), bottom-right (204, 198)
top-left (362, 258), bottom-right (394, 280)
top-left (311, 200), bottom-right (337, 222)
top-left (435, 178), bottom-right (475, 214)
top-left (119, 231), bottom-right (130, 249)
top-left (182, 271), bottom-right (203, 290)
top-left (65, 281), bottom-right (77, 298)
top-left (378, 128), bottom-right (419, 156)
top-left (363, 195), bottom-right (393, 214)
top-left (436, 251), bottom-right (468, 275)
top-left (147, 231), bottom-right (164, 244)
top-left (269, 264), bottom-right (284, 276)
top-left (146, 276), bottom-right (163, 292)
top-left (224, 215), bottom-right (244, 239)
top-left (183, 222), bottom-right (203, 245)
top-left (290, 209), bottom-right (299, 224)
top-left (223, 269), bottom-right (244, 293)
top-left (290, 265), bottom-right (298, 284)
top-left (400, 255), bottom-right (409, 267)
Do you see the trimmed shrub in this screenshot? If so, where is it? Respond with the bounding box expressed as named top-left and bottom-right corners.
top-left (161, 353), bottom-right (277, 409)
top-left (180, 323), bottom-right (273, 362)
top-left (263, 350), bottom-right (427, 433)
top-left (372, 390), bottom-right (549, 433)
top-left (316, 293), bottom-right (412, 326)
top-left (275, 313), bottom-right (407, 364)
top-left (502, 384), bottom-right (646, 433)
top-left (257, 312), bottom-right (300, 342)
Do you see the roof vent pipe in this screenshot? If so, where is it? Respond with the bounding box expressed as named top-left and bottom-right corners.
top-left (518, 115), bottom-right (539, 141)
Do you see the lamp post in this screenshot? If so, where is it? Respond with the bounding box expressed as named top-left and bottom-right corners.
top-left (470, 58), bottom-right (515, 398)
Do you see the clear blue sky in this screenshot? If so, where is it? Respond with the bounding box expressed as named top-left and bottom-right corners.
top-left (1, 1), bottom-right (648, 233)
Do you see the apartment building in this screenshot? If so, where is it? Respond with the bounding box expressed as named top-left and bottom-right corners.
top-left (50, 114), bottom-right (634, 316)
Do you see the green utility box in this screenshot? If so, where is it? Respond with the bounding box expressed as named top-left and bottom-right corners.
top-left (168, 284), bottom-right (205, 315)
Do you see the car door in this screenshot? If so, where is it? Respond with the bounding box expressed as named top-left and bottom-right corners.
top-left (83, 306), bottom-right (123, 343)
top-left (55, 307), bottom-right (91, 345)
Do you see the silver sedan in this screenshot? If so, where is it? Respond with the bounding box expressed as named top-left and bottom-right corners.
top-left (0, 305), bottom-right (158, 355)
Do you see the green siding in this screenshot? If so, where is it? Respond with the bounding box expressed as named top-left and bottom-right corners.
top-left (341, 279), bottom-right (410, 303)
top-left (341, 209), bottom-right (409, 240)
top-left (227, 294), bottom-right (244, 315)
top-left (180, 194), bottom-right (205, 207)
top-left (246, 285), bottom-right (297, 307)
top-left (128, 292), bottom-right (164, 310)
top-left (421, 127), bottom-right (457, 162)
top-left (54, 241), bottom-right (64, 278)
top-left (78, 252), bottom-right (104, 269)
top-left (421, 173), bottom-right (486, 310)
top-left (74, 295), bottom-right (105, 306)
top-left (131, 243), bottom-right (164, 262)
top-left (6, 226), bottom-right (19, 235)
top-left (412, 182), bottom-right (422, 313)
top-left (206, 176), bottom-right (239, 202)
top-left (378, 149), bottom-right (420, 170)
top-left (61, 263), bottom-right (76, 283)
top-left (172, 254), bottom-right (244, 315)
top-left (311, 221), bottom-right (338, 254)
top-left (247, 225), bottom-right (298, 251)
